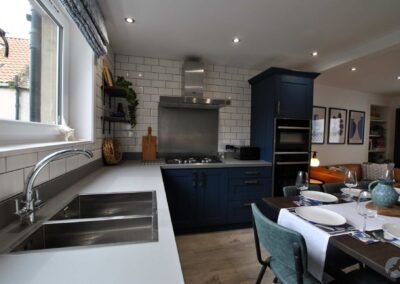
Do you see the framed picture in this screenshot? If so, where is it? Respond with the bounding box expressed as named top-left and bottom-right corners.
top-left (348, 110), bottom-right (365, 144)
top-left (312, 106), bottom-right (326, 144)
top-left (328, 108), bottom-right (347, 144)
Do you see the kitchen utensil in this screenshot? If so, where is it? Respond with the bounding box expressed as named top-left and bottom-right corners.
top-left (142, 127), bottom-right (157, 161)
top-left (295, 207), bottom-right (346, 226)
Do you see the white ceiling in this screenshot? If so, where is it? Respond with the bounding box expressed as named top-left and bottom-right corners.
top-left (98, 0), bottom-right (400, 94)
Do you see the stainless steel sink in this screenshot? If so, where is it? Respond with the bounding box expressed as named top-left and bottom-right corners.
top-left (51, 191), bottom-right (154, 220)
top-left (11, 191), bottom-right (158, 252)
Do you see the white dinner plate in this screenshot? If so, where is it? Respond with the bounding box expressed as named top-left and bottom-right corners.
top-left (300, 191), bottom-right (338, 203)
top-left (295, 207), bottom-right (346, 226)
top-left (382, 223), bottom-right (400, 239)
top-left (340, 188), bottom-right (369, 198)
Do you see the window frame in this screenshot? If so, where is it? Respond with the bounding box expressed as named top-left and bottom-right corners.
top-left (0, 0), bottom-right (70, 145)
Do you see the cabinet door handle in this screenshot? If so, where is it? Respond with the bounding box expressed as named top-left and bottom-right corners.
top-left (242, 203), bottom-right (252, 208)
top-left (245, 171), bottom-right (260, 176)
top-left (277, 100), bottom-right (280, 115)
top-left (198, 172), bottom-right (206, 188)
top-left (244, 180), bottom-right (259, 185)
top-left (192, 173), bottom-right (198, 188)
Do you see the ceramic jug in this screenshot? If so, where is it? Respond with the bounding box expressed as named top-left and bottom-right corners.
top-left (368, 179), bottom-right (399, 208)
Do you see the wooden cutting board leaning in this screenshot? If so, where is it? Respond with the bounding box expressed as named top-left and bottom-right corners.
top-left (142, 126), bottom-right (157, 161)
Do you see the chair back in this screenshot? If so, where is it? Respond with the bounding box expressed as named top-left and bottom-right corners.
top-left (283, 185), bottom-right (322, 197)
top-left (322, 182), bottom-right (343, 194)
top-left (251, 204), bottom-right (308, 274)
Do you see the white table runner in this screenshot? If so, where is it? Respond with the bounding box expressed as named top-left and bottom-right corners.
top-left (278, 202), bottom-right (400, 281)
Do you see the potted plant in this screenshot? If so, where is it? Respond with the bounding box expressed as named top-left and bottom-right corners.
top-left (115, 76), bottom-right (139, 128)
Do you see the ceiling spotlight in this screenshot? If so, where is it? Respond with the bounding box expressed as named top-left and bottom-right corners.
top-left (137, 73), bottom-right (143, 77)
top-left (311, 51), bottom-right (318, 57)
top-left (125, 17), bottom-right (134, 23)
top-left (351, 67), bottom-right (357, 72)
top-left (232, 37), bottom-right (241, 44)
top-left (397, 75), bottom-right (400, 80)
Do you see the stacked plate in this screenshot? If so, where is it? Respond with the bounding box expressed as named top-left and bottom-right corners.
top-left (300, 191), bottom-right (338, 203)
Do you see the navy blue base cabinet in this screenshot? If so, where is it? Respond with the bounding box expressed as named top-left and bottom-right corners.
top-left (162, 166), bottom-right (272, 232)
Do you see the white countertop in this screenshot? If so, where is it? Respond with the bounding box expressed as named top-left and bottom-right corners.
top-left (0, 159), bottom-right (271, 284)
top-left (0, 161), bottom-right (184, 284)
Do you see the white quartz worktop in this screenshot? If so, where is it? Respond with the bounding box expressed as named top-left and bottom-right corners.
top-left (0, 162), bottom-right (184, 284)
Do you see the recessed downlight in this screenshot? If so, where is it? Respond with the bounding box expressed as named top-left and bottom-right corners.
top-left (351, 67), bottom-right (357, 72)
top-left (397, 75), bottom-right (400, 80)
top-left (311, 51), bottom-right (318, 57)
top-left (125, 17), bottom-right (134, 23)
top-left (232, 37), bottom-right (241, 44)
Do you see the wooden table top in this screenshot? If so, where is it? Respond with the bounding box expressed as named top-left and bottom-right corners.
top-left (263, 195), bottom-right (400, 282)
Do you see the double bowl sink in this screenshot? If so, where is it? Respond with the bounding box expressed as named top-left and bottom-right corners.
top-left (11, 191), bottom-right (158, 252)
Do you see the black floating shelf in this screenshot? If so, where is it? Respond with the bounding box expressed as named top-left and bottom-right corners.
top-left (101, 116), bottom-right (130, 134)
top-left (102, 86), bottom-right (128, 107)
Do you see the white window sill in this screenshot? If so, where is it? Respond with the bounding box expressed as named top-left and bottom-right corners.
top-left (0, 140), bottom-right (93, 158)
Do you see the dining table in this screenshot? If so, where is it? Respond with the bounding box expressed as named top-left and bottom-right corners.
top-left (262, 193), bottom-right (400, 283)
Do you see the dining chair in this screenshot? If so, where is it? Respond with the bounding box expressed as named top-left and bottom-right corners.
top-left (283, 185), bottom-right (322, 197)
top-left (322, 182), bottom-right (343, 194)
top-left (251, 203), bottom-right (320, 284)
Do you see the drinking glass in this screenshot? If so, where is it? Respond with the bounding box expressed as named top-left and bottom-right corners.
top-left (383, 169), bottom-right (395, 184)
top-left (357, 190), bottom-right (376, 232)
top-left (343, 169), bottom-right (358, 201)
top-left (295, 171), bottom-right (309, 192)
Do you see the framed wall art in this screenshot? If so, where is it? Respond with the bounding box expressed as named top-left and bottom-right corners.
top-left (328, 107), bottom-right (347, 144)
top-left (312, 106), bottom-right (326, 144)
top-left (348, 110), bottom-right (365, 144)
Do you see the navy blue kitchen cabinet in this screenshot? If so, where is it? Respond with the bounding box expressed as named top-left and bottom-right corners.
top-left (249, 67), bottom-right (319, 162)
top-left (227, 167), bottom-right (272, 224)
top-left (162, 166), bottom-right (271, 232)
top-left (162, 168), bottom-right (227, 230)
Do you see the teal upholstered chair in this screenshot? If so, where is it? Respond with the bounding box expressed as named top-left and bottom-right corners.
top-left (322, 182), bottom-right (343, 194)
top-left (283, 185), bottom-right (322, 197)
top-left (251, 203), bottom-right (320, 284)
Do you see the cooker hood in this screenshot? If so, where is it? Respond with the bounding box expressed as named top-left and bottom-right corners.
top-left (159, 59), bottom-right (230, 109)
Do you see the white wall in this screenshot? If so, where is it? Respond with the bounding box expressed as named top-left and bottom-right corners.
top-left (312, 84), bottom-right (393, 165)
top-left (114, 55), bottom-right (259, 153)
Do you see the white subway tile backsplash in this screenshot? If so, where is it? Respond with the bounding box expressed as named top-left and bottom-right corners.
top-left (24, 165), bottom-right (49, 185)
top-left (0, 170), bottom-right (24, 200)
top-left (114, 55), bottom-right (258, 152)
top-left (6, 153), bottom-right (38, 172)
top-left (50, 159), bottom-right (66, 179)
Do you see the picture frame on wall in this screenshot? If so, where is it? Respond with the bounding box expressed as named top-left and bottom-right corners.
top-left (328, 107), bottom-right (347, 144)
top-left (312, 106), bottom-right (326, 144)
top-left (348, 110), bottom-right (365, 144)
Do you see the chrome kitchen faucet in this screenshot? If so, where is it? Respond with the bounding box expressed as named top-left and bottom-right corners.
top-left (15, 149), bottom-right (93, 225)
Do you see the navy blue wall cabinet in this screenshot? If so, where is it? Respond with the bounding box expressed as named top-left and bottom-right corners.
top-left (249, 67), bottom-right (319, 161)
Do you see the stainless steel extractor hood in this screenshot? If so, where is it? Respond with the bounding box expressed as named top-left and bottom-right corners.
top-left (159, 58), bottom-right (231, 109)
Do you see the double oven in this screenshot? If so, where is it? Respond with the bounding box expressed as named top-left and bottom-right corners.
top-left (273, 119), bottom-right (311, 196)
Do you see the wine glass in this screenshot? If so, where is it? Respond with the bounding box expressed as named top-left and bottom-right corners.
top-left (296, 171), bottom-right (309, 192)
top-left (343, 169), bottom-right (358, 201)
top-left (357, 190), bottom-right (376, 232)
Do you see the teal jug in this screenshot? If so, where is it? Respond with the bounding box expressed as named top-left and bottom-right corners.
top-left (368, 179), bottom-right (399, 208)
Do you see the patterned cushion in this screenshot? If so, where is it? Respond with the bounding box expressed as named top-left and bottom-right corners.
top-left (362, 163), bottom-right (391, 180)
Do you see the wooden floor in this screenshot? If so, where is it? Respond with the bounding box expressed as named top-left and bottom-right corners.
top-left (176, 228), bottom-right (276, 284)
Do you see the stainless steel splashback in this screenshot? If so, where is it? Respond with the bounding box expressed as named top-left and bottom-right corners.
top-left (158, 107), bottom-right (219, 154)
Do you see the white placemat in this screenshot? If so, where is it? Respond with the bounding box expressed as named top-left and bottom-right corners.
top-left (278, 202), bottom-right (400, 281)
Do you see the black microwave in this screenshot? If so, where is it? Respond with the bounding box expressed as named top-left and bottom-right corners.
top-left (275, 119), bottom-right (310, 152)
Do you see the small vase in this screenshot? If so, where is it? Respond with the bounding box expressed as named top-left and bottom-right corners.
top-left (368, 180), bottom-right (399, 208)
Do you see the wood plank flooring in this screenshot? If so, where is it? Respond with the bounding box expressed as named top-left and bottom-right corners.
top-left (175, 228), bottom-right (276, 284)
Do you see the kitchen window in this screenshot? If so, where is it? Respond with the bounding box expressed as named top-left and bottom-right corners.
top-left (0, 0), bottom-right (91, 147)
top-left (0, 0), bottom-right (64, 124)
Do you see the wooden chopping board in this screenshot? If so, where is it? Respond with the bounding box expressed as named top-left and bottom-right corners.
top-left (142, 127), bottom-right (157, 161)
top-left (366, 201), bottom-right (400, 217)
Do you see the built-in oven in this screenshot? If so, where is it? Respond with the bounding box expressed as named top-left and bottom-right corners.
top-left (273, 153), bottom-right (310, 196)
top-left (275, 119), bottom-right (310, 153)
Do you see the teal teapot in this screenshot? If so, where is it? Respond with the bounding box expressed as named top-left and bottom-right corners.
top-left (368, 178), bottom-right (399, 208)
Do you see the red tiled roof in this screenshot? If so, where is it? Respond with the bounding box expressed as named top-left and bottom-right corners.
top-left (0, 37), bottom-right (29, 85)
